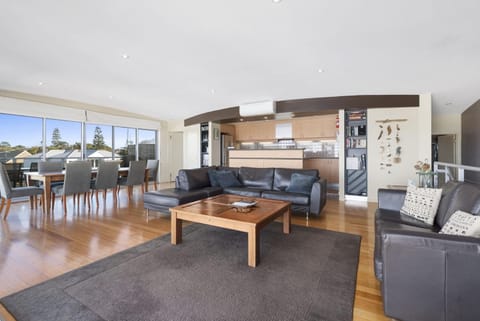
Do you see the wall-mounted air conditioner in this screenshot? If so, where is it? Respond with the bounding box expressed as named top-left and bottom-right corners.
top-left (239, 100), bottom-right (276, 117)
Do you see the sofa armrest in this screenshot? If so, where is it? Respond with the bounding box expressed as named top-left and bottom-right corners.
top-left (378, 188), bottom-right (406, 211)
top-left (309, 178), bottom-right (327, 216)
top-left (382, 230), bottom-right (480, 321)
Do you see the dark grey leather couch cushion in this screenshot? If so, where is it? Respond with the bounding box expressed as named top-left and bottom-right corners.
top-left (238, 167), bottom-right (274, 190)
top-left (434, 181), bottom-right (462, 226)
top-left (177, 167), bottom-right (211, 191)
top-left (222, 187), bottom-right (263, 198)
top-left (273, 168), bottom-right (318, 191)
top-left (437, 182), bottom-right (480, 227)
top-left (261, 190), bottom-right (310, 206)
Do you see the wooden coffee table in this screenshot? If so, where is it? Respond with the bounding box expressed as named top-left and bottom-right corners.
top-left (170, 194), bottom-right (291, 267)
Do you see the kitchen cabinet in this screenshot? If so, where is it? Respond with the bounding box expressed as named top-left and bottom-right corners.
top-left (293, 114), bottom-right (337, 139)
top-left (303, 158), bottom-right (339, 185)
top-left (235, 121), bottom-right (275, 141)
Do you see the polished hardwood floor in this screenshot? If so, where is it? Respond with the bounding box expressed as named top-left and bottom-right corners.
top-left (0, 183), bottom-right (389, 321)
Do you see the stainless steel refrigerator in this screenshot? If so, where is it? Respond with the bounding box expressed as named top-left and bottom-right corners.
top-left (221, 134), bottom-right (234, 166)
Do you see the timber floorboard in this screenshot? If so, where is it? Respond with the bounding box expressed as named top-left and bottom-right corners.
top-left (0, 183), bottom-right (389, 321)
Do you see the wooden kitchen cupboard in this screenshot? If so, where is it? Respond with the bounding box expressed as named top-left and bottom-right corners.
top-left (235, 121), bottom-right (275, 141)
top-left (293, 114), bottom-right (337, 139)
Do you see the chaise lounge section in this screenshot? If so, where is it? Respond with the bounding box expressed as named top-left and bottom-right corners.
top-left (144, 166), bottom-right (327, 217)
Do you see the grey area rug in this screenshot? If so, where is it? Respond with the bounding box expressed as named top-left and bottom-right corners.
top-left (1, 223), bottom-right (361, 321)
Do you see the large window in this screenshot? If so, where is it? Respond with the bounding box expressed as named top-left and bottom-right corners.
top-left (114, 127), bottom-right (136, 167)
top-left (85, 124), bottom-right (113, 167)
top-left (46, 119), bottom-right (82, 166)
top-left (0, 113), bottom-right (43, 186)
top-left (138, 129), bottom-right (156, 160)
top-left (0, 112), bottom-right (157, 172)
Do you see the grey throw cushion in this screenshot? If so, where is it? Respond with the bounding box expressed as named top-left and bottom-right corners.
top-left (208, 169), bottom-right (220, 187)
top-left (286, 173), bottom-right (316, 195)
top-left (215, 170), bottom-right (242, 188)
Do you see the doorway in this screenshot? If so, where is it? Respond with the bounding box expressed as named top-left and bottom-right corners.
top-left (168, 132), bottom-right (183, 182)
top-left (432, 134), bottom-right (456, 182)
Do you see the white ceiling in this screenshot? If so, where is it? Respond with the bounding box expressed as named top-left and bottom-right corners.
top-left (1, 0), bottom-right (479, 121)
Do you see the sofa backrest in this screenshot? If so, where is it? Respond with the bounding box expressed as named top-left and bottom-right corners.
top-left (273, 168), bottom-right (318, 191)
top-left (436, 181), bottom-right (480, 227)
top-left (216, 166), bottom-right (240, 177)
top-left (238, 167), bottom-right (274, 190)
top-left (177, 167), bottom-right (211, 191)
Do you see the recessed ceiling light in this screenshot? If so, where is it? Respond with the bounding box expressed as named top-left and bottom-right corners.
top-left (122, 54), bottom-right (130, 59)
top-left (38, 81), bottom-right (44, 86)
top-left (108, 95), bottom-right (113, 100)
top-left (317, 68), bottom-right (324, 73)
top-left (210, 89), bottom-right (216, 95)
top-left (272, 0), bottom-right (282, 3)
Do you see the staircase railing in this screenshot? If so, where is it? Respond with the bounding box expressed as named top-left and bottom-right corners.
top-left (433, 161), bottom-right (480, 186)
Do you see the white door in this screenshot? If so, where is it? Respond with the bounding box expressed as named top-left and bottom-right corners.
top-left (168, 132), bottom-right (183, 182)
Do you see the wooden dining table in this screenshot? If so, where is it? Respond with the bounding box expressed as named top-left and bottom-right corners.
top-left (24, 167), bottom-right (150, 214)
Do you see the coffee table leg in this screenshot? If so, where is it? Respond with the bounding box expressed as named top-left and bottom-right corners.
top-left (283, 207), bottom-right (291, 234)
top-left (248, 227), bottom-right (260, 267)
top-left (171, 211), bottom-right (182, 244)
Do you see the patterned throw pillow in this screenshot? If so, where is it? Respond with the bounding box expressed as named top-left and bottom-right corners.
top-left (400, 185), bottom-right (442, 225)
top-left (439, 210), bottom-right (480, 237)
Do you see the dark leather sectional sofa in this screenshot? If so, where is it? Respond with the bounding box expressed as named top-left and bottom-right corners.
top-left (375, 181), bottom-right (480, 321)
top-left (144, 166), bottom-right (327, 217)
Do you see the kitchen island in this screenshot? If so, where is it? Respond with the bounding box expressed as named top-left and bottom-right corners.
top-left (228, 149), bottom-right (304, 169)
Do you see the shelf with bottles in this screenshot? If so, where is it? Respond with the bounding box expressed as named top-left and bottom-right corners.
top-left (200, 122), bottom-right (209, 167)
top-left (345, 110), bottom-right (368, 197)
top-left (346, 124), bottom-right (367, 137)
top-left (345, 137), bottom-right (367, 148)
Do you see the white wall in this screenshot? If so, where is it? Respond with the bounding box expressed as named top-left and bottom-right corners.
top-left (366, 94), bottom-right (432, 202)
top-left (183, 124), bottom-right (201, 169)
top-left (432, 113), bottom-right (462, 164)
top-left (338, 94), bottom-right (432, 202)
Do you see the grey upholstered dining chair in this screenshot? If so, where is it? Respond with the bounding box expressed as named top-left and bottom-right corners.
top-left (91, 161), bottom-right (119, 205)
top-left (118, 160), bottom-right (146, 200)
top-left (38, 161), bottom-right (63, 174)
top-left (146, 159), bottom-right (159, 190)
top-left (0, 163), bottom-right (44, 219)
top-left (51, 161), bottom-right (92, 214)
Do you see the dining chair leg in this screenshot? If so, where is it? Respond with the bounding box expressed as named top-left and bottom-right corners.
top-left (87, 192), bottom-right (91, 209)
top-left (95, 190), bottom-right (99, 205)
top-left (129, 186), bottom-right (134, 200)
top-left (142, 184), bottom-right (145, 193)
top-left (51, 193), bottom-right (56, 212)
top-left (0, 197), bottom-right (5, 213)
top-left (3, 199), bottom-right (12, 220)
top-left (63, 195), bottom-right (67, 214)
top-left (29, 196), bottom-right (34, 209)
top-left (113, 187), bottom-right (117, 203)
top-left (103, 189), bottom-right (107, 200)
top-left (154, 181), bottom-right (158, 190)
top-left (41, 194), bottom-right (45, 213)
top-left (33, 195), bottom-right (38, 209)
